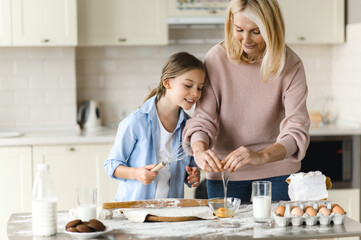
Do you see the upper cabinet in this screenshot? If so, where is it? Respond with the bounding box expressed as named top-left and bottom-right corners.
top-left (0, 0), bottom-right (11, 46)
top-left (3, 0), bottom-right (77, 46)
top-left (278, 0), bottom-right (345, 44)
top-left (78, 0), bottom-right (168, 46)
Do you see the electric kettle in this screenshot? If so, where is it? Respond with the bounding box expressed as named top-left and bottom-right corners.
top-left (77, 100), bottom-right (102, 129)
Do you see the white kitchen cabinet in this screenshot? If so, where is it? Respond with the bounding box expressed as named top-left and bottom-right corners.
top-left (328, 188), bottom-right (360, 221)
top-left (278, 0), bottom-right (345, 44)
top-left (0, 0), bottom-right (11, 46)
top-left (0, 146), bottom-right (32, 240)
top-left (11, 0), bottom-right (77, 46)
top-left (77, 0), bottom-right (168, 46)
top-left (33, 144), bottom-right (118, 211)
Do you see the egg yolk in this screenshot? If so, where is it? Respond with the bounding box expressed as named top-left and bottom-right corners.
top-left (216, 207), bottom-right (229, 218)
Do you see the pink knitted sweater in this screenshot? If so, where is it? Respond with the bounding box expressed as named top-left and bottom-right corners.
top-left (183, 43), bottom-right (310, 181)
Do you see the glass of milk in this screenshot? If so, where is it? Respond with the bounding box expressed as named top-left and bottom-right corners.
top-left (77, 187), bottom-right (97, 221)
top-left (252, 181), bottom-right (272, 223)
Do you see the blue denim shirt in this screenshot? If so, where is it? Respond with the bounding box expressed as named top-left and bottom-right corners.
top-left (104, 96), bottom-right (196, 201)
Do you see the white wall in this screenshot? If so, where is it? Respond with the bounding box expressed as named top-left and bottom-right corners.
top-left (331, 23), bottom-right (361, 122)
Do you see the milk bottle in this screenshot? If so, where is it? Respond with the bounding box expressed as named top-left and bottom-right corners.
top-left (32, 164), bottom-right (57, 236)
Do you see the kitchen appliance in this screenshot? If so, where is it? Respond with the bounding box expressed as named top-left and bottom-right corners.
top-left (167, 0), bottom-right (229, 24)
top-left (301, 136), bottom-right (354, 188)
top-left (77, 100), bottom-right (102, 130)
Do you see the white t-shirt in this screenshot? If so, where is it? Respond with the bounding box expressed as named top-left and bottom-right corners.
top-left (154, 115), bottom-right (172, 199)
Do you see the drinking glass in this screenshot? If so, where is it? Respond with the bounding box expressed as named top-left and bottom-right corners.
top-left (252, 181), bottom-right (272, 223)
top-left (77, 187), bottom-right (97, 221)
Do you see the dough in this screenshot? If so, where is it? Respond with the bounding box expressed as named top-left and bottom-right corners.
top-left (123, 206), bottom-right (215, 223)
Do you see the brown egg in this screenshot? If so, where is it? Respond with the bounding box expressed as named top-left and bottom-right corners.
top-left (290, 206), bottom-right (304, 217)
top-left (332, 205), bottom-right (346, 215)
top-left (275, 205), bottom-right (285, 216)
top-left (318, 205), bottom-right (326, 210)
top-left (319, 207), bottom-right (331, 216)
top-left (305, 207), bottom-right (317, 217)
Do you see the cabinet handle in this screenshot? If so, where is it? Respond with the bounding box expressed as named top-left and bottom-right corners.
top-left (297, 36), bottom-right (306, 41)
top-left (41, 38), bottom-right (50, 43)
top-left (118, 38), bottom-right (127, 42)
top-left (68, 147), bottom-right (76, 152)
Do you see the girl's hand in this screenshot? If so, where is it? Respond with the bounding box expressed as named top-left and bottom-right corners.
top-left (135, 164), bottom-right (158, 185)
top-left (222, 146), bottom-right (264, 172)
top-left (193, 149), bottom-right (223, 173)
top-left (186, 166), bottom-right (200, 187)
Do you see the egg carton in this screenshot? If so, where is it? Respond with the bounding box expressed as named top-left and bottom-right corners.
top-left (273, 200), bottom-right (346, 226)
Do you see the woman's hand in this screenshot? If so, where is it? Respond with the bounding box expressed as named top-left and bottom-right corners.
top-left (186, 166), bottom-right (201, 187)
top-left (135, 164), bottom-right (158, 185)
top-left (222, 143), bottom-right (286, 172)
top-left (222, 146), bottom-right (265, 172)
top-left (192, 141), bottom-right (223, 173)
top-left (194, 149), bottom-right (223, 173)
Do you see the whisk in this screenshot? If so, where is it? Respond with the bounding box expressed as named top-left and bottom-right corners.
top-left (151, 142), bottom-right (189, 172)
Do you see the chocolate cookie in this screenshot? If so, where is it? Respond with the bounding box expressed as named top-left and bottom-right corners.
top-left (87, 219), bottom-right (106, 231)
top-left (66, 227), bottom-right (78, 232)
top-left (65, 219), bottom-right (82, 229)
top-left (75, 224), bottom-right (93, 233)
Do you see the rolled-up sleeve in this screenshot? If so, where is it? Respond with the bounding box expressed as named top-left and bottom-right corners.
top-left (104, 115), bottom-right (138, 179)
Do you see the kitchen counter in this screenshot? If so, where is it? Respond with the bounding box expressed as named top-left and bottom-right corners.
top-left (7, 204), bottom-right (361, 240)
top-left (0, 126), bottom-right (117, 146)
top-left (1, 122), bottom-right (361, 147)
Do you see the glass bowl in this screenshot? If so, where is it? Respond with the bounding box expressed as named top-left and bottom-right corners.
top-left (208, 197), bottom-right (241, 218)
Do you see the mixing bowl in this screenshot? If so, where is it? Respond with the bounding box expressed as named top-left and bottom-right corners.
top-left (208, 197), bottom-right (241, 218)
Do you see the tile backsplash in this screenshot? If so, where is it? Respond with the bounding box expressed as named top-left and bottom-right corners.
top-left (1, 23), bottom-right (361, 128)
top-left (0, 48), bottom-right (76, 128)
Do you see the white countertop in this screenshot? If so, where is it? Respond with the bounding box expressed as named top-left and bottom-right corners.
top-left (0, 126), bottom-right (117, 147)
top-left (309, 124), bottom-right (361, 136)
top-left (7, 204), bottom-right (361, 240)
top-left (1, 123), bottom-right (361, 147)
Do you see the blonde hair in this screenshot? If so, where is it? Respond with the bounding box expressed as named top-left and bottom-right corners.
top-left (143, 52), bottom-right (205, 104)
top-left (224, 0), bottom-right (286, 81)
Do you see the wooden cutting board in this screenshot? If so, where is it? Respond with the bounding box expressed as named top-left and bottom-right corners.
top-left (145, 215), bottom-right (201, 222)
top-left (103, 199), bottom-right (208, 209)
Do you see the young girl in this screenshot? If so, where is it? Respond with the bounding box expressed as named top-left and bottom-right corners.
top-left (104, 52), bottom-right (205, 201)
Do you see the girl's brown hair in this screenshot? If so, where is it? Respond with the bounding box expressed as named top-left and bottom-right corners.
top-left (143, 52), bottom-right (205, 104)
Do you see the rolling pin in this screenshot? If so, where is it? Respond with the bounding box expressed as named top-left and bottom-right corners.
top-left (103, 199), bottom-right (208, 209)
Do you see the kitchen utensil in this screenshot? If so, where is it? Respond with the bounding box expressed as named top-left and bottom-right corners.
top-left (208, 197), bottom-right (241, 218)
top-left (77, 100), bottom-right (102, 129)
top-left (64, 226), bottom-right (113, 239)
top-left (145, 215), bottom-right (200, 222)
top-left (151, 142), bottom-right (189, 172)
top-left (0, 131), bottom-right (23, 138)
top-left (103, 199), bottom-right (208, 209)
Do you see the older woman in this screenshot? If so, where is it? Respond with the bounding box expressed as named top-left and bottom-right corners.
top-left (183, 0), bottom-right (310, 202)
